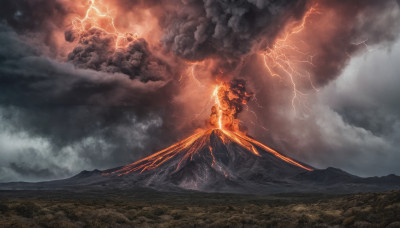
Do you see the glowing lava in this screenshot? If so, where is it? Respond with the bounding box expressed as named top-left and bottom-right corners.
top-left (209, 80), bottom-right (252, 131)
top-left (71, 0), bottom-right (138, 49)
top-left (108, 128), bottom-right (312, 177)
top-left (212, 85), bottom-right (223, 129)
top-left (107, 81), bottom-right (313, 177)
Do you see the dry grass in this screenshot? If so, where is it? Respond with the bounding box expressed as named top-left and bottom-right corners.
top-left (0, 190), bottom-right (399, 227)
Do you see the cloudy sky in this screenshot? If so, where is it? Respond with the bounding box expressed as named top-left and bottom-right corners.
top-left (0, 0), bottom-right (400, 182)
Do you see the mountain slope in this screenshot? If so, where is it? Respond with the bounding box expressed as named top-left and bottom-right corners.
top-left (1, 129), bottom-right (400, 193)
top-left (104, 129), bottom-right (313, 192)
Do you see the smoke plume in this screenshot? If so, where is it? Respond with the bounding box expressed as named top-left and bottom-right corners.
top-left (67, 28), bottom-right (171, 81)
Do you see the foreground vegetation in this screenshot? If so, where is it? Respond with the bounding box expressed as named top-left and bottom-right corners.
top-left (0, 189), bottom-right (399, 227)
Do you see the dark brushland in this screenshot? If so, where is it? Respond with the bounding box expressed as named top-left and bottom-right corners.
top-left (0, 189), bottom-right (399, 227)
top-left (1, 166), bottom-right (400, 227)
top-left (1, 167), bottom-right (400, 228)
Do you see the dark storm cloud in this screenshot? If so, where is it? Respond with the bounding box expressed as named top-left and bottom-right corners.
top-left (9, 162), bottom-right (53, 179)
top-left (0, 0), bottom-right (181, 182)
top-left (238, 0), bottom-right (400, 177)
top-left (0, 23), bottom-right (180, 181)
top-left (240, 47), bottom-right (400, 177)
top-left (123, 0), bottom-right (400, 83)
top-left (308, 46), bottom-right (400, 177)
top-left (66, 28), bottom-right (171, 82)
top-left (159, 0), bottom-right (308, 62)
top-left (327, 44), bottom-right (400, 141)
top-left (0, 0), bottom-right (67, 32)
top-left (0, 25), bottom-right (172, 111)
top-left (0, 0), bottom-right (70, 52)
top-left (307, 0), bottom-right (400, 86)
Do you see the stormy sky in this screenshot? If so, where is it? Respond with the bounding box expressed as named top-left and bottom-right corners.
top-left (0, 0), bottom-right (400, 182)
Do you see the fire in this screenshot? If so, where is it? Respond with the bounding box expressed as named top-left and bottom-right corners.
top-left (209, 80), bottom-right (252, 131)
top-left (106, 80), bottom-right (313, 177)
top-left (262, 5), bottom-right (320, 112)
top-left (71, 0), bottom-right (138, 49)
top-left (212, 85), bottom-right (223, 129)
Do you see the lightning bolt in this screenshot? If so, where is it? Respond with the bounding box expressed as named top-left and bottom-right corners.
top-left (262, 5), bottom-right (320, 114)
top-left (71, 0), bottom-right (138, 49)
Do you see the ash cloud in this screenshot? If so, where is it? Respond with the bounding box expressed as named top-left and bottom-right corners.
top-left (66, 28), bottom-right (171, 82)
top-left (226, 79), bottom-right (253, 118)
top-left (154, 0), bottom-right (400, 84)
top-left (160, 0), bottom-right (308, 62)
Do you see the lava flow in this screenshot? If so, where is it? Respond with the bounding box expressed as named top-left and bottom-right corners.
top-left (108, 80), bottom-right (313, 177)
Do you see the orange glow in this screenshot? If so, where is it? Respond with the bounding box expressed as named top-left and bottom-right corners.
top-left (209, 81), bottom-right (250, 131)
top-left (220, 129), bottom-right (260, 156)
top-left (106, 128), bottom-right (312, 176)
top-left (105, 81), bottom-right (313, 177)
top-left (71, 0), bottom-right (138, 49)
top-left (212, 85), bottom-right (223, 129)
top-left (223, 129), bottom-right (312, 171)
top-left (262, 5), bottom-right (319, 112)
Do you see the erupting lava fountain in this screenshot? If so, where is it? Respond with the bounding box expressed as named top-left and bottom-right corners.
top-left (105, 80), bottom-right (313, 192)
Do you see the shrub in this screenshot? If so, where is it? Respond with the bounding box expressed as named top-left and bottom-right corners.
top-left (0, 202), bottom-right (9, 213)
top-left (14, 201), bottom-right (40, 218)
top-left (342, 215), bottom-right (355, 227)
top-left (153, 207), bottom-right (166, 216)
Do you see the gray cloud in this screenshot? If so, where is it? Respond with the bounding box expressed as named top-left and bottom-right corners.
top-left (0, 0), bottom-right (67, 32)
top-left (0, 24), bottom-right (180, 182)
top-left (244, 40), bottom-right (400, 177)
top-left (308, 0), bottom-right (400, 86)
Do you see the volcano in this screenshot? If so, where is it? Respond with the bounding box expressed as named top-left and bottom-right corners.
top-left (1, 81), bottom-right (400, 193)
top-left (103, 128), bottom-right (313, 192)
top-left (2, 128), bottom-right (400, 193)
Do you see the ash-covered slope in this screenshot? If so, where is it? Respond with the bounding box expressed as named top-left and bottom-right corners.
top-left (105, 129), bottom-right (314, 192)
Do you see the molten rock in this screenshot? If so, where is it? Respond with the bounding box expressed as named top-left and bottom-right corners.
top-left (210, 79), bottom-right (252, 131)
top-left (107, 129), bottom-right (312, 192)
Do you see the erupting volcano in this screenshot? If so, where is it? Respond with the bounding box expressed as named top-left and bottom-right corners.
top-left (106, 80), bottom-right (313, 192)
top-left (1, 0), bottom-right (400, 197)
